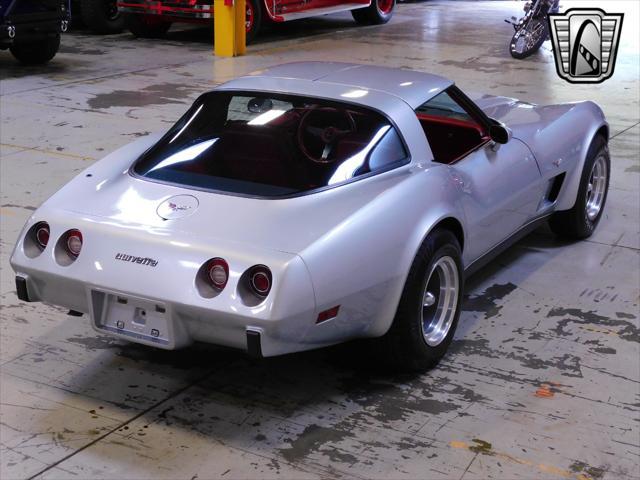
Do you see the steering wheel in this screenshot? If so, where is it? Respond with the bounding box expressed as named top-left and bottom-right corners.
top-left (297, 107), bottom-right (356, 163)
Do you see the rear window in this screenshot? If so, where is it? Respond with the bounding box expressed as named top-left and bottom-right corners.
top-left (133, 91), bottom-right (408, 197)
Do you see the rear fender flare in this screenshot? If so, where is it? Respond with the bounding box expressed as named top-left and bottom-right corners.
top-left (365, 207), bottom-right (466, 338)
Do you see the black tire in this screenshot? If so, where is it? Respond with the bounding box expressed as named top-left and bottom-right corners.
top-left (245, 0), bottom-right (262, 44)
top-left (124, 13), bottom-right (172, 38)
top-left (352, 0), bottom-right (395, 26)
top-left (509, 16), bottom-right (547, 59)
top-left (9, 35), bottom-right (61, 65)
top-left (549, 135), bottom-right (610, 240)
top-left (376, 229), bottom-right (464, 371)
top-left (81, 0), bottom-right (124, 34)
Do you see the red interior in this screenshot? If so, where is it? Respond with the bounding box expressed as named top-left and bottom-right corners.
top-left (202, 127), bottom-right (296, 187)
top-left (417, 113), bottom-right (489, 164)
top-left (158, 104), bottom-right (390, 193)
top-left (179, 125), bottom-right (367, 190)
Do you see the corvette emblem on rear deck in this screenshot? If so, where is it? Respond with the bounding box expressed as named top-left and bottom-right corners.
top-left (157, 195), bottom-right (199, 220)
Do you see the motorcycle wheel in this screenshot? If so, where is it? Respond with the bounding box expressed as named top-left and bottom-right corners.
top-left (509, 16), bottom-right (548, 59)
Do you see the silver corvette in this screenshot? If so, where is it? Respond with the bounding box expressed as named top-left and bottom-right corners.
top-left (11, 62), bottom-right (611, 370)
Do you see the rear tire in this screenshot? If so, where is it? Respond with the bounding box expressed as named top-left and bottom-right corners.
top-left (352, 0), bottom-right (395, 26)
top-left (549, 135), bottom-right (610, 239)
top-left (9, 35), bottom-right (60, 65)
top-left (124, 13), bottom-right (172, 38)
top-left (81, 0), bottom-right (124, 34)
top-left (376, 229), bottom-right (464, 371)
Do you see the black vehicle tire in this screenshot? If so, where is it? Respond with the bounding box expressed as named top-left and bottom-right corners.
top-left (9, 35), bottom-right (61, 65)
top-left (245, 0), bottom-right (262, 44)
top-left (549, 135), bottom-right (610, 240)
top-left (509, 16), bottom-right (547, 59)
top-left (81, 0), bottom-right (124, 34)
top-left (376, 229), bottom-right (464, 372)
top-left (124, 13), bottom-right (172, 38)
top-left (351, 0), bottom-right (395, 25)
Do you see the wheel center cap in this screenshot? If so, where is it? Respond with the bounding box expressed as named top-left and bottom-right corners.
top-left (424, 291), bottom-right (436, 307)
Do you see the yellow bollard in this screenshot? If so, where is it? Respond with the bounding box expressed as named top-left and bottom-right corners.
top-left (214, 0), bottom-right (246, 57)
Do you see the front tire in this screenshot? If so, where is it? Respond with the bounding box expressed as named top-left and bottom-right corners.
top-left (377, 229), bottom-right (464, 371)
top-left (9, 35), bottom-right (61, 65)
top-left (509, 16), bottom-right (547, 59)
top-left (352, 0), bottom-right (395, 26)
top-left (549, 135), bottom-right (610, 239)
top-left (124, 13), bottom-right (172, 38)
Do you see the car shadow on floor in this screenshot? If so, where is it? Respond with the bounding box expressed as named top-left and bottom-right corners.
top-left (50, 224), bottom-right (575, 410)
top-left (3, 222), bottom-right (586, 473)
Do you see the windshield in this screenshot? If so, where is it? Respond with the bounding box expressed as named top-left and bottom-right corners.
top-left (133, 91), bottom-right (408, 197)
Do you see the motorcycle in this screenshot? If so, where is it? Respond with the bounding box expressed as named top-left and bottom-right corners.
top-left (506, 0), bottom-right (560, 59)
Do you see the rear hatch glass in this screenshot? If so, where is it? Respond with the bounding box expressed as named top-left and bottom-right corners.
top-left (133, 91), bottom-right (408, 197)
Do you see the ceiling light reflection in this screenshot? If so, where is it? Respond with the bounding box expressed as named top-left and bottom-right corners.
top-left (170, 104), bottom-right (204, 143)
top-left (341, 89), bottom-right (369, 99)
top-left (148, 138), bottom-right (217, 173)
top-left (328, 125), bottom-right (391, 185)
top-left (248, 109), bottom-right (286, 125)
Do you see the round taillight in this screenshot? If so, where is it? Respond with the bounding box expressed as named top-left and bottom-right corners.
top-left (207, 258), bottom-right (229, 290)
top-left (34, 222), bottom-right (50, 248)
top-left (249, 266), bottom-right (272, 297)
top-left (65, 230), bottom-right (83, 257)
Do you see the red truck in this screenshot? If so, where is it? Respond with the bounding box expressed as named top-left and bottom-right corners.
top-left (117, 0), bottom-right (395, 43)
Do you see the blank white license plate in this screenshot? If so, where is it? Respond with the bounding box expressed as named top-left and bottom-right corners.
top-left (91, 290), bottom-right (171, 347)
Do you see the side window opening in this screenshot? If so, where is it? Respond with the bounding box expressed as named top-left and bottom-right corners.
top-left (416, 89), bottom-right (489, 164)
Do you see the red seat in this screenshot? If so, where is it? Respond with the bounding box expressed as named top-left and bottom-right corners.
top-left (417, 114), bottom-right (488, 164)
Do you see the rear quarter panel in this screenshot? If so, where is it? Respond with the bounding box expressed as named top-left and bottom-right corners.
top-left (298, 164), bottom-right (467, 339)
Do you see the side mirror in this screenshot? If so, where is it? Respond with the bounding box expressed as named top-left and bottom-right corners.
top-left (489, 122), bottom-right (513, 145)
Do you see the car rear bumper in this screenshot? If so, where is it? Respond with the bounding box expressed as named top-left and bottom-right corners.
top-left (14, 269), bottom-right (333, 357)
top-left (9, 208), bottom-right (339, 356)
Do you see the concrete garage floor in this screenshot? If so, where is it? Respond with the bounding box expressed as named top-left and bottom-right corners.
top-left (1, 0), bottom-right (639, 478)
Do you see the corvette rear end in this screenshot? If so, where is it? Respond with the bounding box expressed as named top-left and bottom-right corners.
top-left (11, 203), bottom-right (320, 356)
top-left (10, 86), bottom-right (414, 357)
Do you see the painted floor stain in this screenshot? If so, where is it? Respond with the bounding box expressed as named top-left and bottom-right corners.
top-left (469, 438), bottom-right (493, 454)
top-left (463, 282), bottom-right (518, 318)
top-left (570, 461), bottom-right (606, 480)
top-left (450, 440), bottom-right (597, 480)
top-left (535, 383), bottom-right (555, 398)
top-left (87, 83), bottom-right (203, 110)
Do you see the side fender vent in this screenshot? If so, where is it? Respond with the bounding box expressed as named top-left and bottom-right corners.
top-left (547, 172), bottom-right (566, 203)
